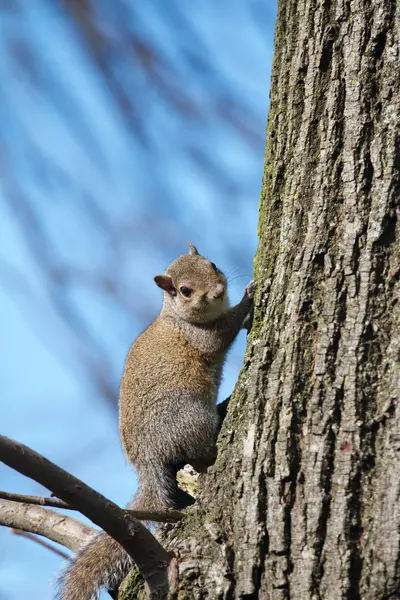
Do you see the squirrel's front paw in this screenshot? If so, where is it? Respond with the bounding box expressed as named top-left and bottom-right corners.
top-left (244, 280), bottom-right (257, 299)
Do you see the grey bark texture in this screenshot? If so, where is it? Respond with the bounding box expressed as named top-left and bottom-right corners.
top-left (122, 0), bottom-right (400, 598)
top-left (0, 500), bottom-right (94, 553)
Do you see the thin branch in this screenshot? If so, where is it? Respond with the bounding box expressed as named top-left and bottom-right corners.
top-left (0, 491), bottom-right (184, 523)
top-left (0, 491), bottom-right (70, 509)
top-left (11, 528), bottom-right (70, 559)
top-left (126, 508), bottom-right (183, 523)
top-left (0, 499), bottom-right (94, 552)
top-left (0, 435), bottom-right (171, 598)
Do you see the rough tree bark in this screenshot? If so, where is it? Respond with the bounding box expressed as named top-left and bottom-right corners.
top-left (120, 0), bottom-right (400, 598)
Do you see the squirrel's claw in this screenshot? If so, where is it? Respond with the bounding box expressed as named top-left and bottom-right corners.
top-left (245, 280), bottom-right (257, 299)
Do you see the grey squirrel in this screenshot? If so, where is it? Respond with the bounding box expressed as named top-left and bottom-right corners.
top-left (58, 242), bottom-right (257, 599)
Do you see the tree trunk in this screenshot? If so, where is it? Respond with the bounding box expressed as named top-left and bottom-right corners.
top-left (126, 0), bottom-right (400, 598)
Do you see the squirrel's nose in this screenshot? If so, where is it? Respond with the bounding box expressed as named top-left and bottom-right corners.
top-left (210, 285), bottom-right (225, 300)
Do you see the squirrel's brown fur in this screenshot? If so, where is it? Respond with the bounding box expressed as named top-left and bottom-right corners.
top-left (58, 242), bottom-right (256, 599)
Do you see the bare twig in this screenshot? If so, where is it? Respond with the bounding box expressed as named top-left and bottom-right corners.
top-left (0, 491), bottom-right (184, 523)
top-left (125, 509), bottom-right (183, 523)
top-left (0, 491), bottom-right (70, 509)
top-left (11, 528), bottom-right (70, 559)
top-left (0, 435), bottom-right (171, 598)
top-left (0, 499), bottom-right (94, 552)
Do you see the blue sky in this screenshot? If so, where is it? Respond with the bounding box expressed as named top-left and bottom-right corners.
top-left (0, 1), bottom-right (276, 598)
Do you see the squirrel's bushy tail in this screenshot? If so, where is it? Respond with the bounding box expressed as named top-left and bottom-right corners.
top-left (57, 533), bottom-right (132, 600)
top-left (57, 463), bottom-right (193, 600)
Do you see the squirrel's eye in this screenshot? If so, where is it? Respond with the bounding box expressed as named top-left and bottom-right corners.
top-left (210, 262), bottom-right (218, 271)
top-left (180, 286), bottom-right (192, 297)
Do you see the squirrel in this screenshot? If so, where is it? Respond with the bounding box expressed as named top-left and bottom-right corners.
top-left (58, 242), bottom-right (257, 600)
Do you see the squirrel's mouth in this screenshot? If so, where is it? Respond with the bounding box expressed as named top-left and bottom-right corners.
top-left (203, 294), bottom-right (229, 317)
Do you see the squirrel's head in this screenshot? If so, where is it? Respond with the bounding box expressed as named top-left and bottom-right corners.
top-left (154, 242), bottom-right (229, 323)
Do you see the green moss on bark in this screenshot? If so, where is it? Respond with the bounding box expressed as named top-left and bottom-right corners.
top-left (117, 567), bottom-right (145, 600)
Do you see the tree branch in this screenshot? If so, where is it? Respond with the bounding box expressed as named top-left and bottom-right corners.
top-left (0, 491), bottom-right (183, 522)
top-left (11, 528), bottom-right (70, 559)
top-left (0, 499), bottom-right (94, 552)
top-left (0, 491), bottom-right (70, 509)
top-left (0, 435), bottom-right (171, 598)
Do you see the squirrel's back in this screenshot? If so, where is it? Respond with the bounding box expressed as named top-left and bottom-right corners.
top-left (120, 313), bottom-right (223, 494)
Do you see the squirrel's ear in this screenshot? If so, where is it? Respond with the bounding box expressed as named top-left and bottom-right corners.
top-left (154, 275), bottom-right (176, 296)
top-left (188, 241), bottom-right (199, 256)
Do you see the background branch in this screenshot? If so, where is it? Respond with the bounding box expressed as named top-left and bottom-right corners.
top-left (0, 435), bottom-right (171, 597)
top-left (0, 499), bottom-right (94, 552)
top-left (11, 529), bottom-right (70, 559)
